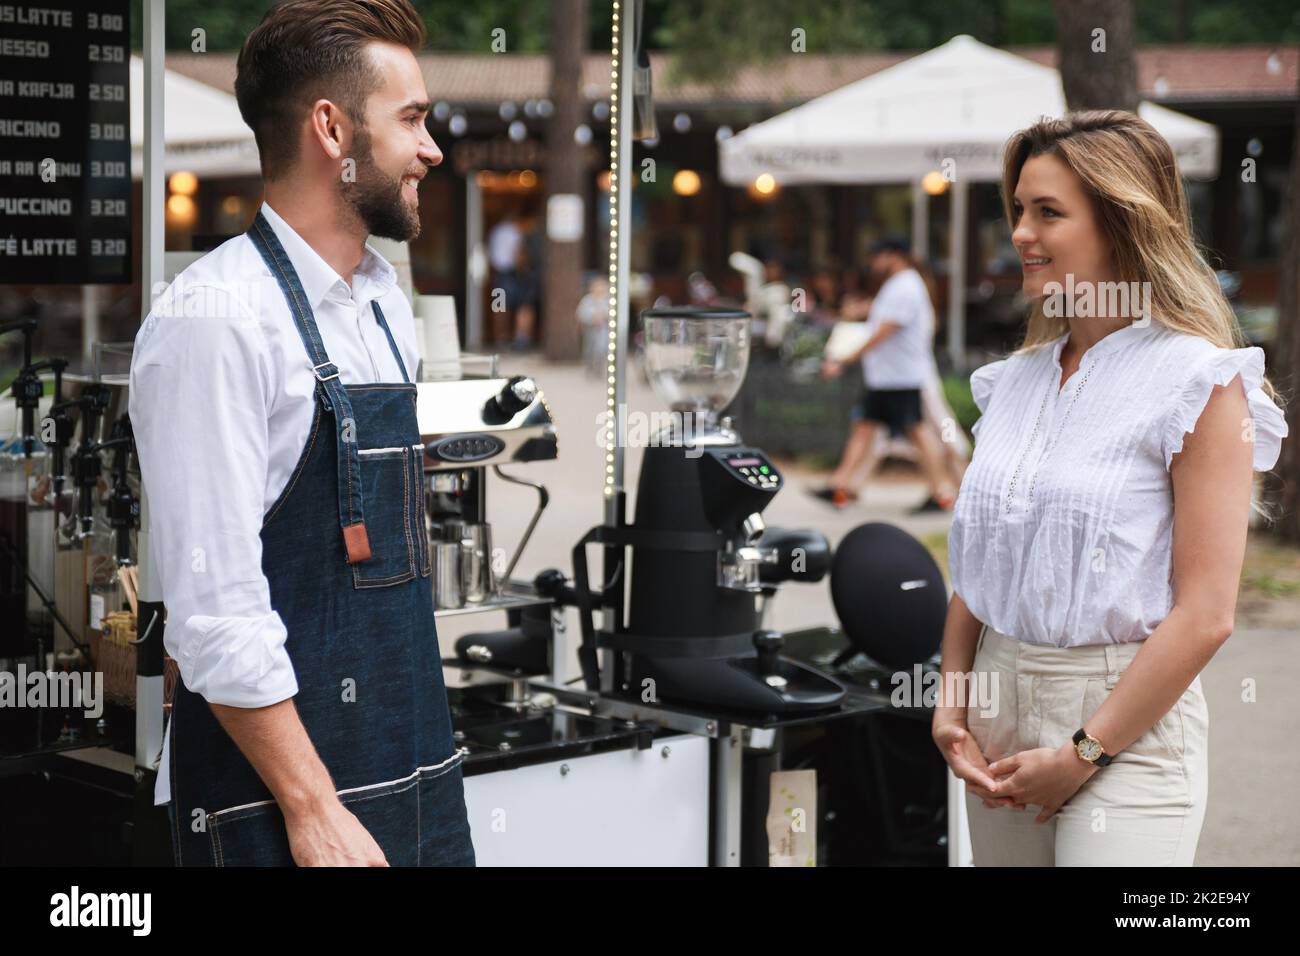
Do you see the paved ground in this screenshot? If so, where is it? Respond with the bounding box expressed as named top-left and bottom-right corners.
top-left (437, 355), bottom-right (1299, 866)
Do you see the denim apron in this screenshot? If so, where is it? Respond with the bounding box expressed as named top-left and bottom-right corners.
top-left (168, 210), bottom-right (475, 866)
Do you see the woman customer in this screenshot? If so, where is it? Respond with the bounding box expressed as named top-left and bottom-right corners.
top-left (934, 111), bottom-right (1288, 866)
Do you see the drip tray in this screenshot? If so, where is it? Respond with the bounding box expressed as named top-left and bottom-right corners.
top-left (448, 685), bottom-right (654, 776)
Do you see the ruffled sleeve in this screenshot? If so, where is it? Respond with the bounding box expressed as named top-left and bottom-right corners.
top-left (970, 358), bottom-right (1008, 414)
top-left (969, 357), bottom-right (1008, 441)
top-left (1162, 345), bottom-right (1288, 472)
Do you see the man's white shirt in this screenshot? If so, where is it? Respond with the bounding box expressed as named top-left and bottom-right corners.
top-left (860, 268), bottom-right (934, 389)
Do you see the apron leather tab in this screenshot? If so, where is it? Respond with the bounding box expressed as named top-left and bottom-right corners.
top-left (343, 522), bottom-right (372, 563)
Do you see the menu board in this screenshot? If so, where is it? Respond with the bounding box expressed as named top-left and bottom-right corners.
top-left (0, 2), bottom-right (132, 284)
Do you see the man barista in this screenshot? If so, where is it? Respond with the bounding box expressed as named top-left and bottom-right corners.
top-left (129, 0), bottom-right (474, 866)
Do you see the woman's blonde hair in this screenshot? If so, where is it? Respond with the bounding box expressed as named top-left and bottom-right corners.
top-left (1000, 110), bottom-right (1287, 495)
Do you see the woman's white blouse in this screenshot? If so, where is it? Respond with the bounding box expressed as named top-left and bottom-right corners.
top-left (948, 320), bottom-right (1288, 647)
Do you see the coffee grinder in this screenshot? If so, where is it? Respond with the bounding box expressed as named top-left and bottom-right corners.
top-left (564, 307), bottom-right (845, 716)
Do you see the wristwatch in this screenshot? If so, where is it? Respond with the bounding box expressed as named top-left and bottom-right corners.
top-left (1072, 728), bottom-right (1113, 767)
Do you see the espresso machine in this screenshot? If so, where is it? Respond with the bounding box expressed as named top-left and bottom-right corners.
top-left (560, 307), bottom-right (846, 716)
top-left (1, 326), bottom-right (140, 666)
top-left (416, 373), bottom-right (556, 617)
top-left (0, 327), bottom-right (141, 771)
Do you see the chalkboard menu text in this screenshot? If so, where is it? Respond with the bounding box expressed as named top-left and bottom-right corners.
top-left (0, 2), bottom-right (132, 284)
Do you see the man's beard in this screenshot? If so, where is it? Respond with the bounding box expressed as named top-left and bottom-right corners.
top-left (342, 126), bottom-right (422, 242)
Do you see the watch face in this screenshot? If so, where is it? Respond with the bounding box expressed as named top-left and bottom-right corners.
top-left (1077, 737), bottom-right (1102, 761)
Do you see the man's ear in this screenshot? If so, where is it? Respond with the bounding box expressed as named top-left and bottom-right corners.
top-left (307, 98), bottom-right (351, 162)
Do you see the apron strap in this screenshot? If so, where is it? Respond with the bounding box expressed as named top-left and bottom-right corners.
top-left (370, 301), bottom-right (411, 384)
top-left (247, 209), bottom-right (372, 564)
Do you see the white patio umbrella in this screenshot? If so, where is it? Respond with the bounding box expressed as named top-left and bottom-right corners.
top-left (719, 34), bottom-right (1221, 366)
top-left (129, 55), bottom-right (260, 179)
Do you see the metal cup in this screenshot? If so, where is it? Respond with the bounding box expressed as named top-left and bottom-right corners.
top-left (433, 542), bottom-right (464, 609)
top-left (460, 523), bottom-right (494, 603)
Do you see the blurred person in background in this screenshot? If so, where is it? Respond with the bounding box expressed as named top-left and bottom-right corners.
top-left (577, 273), bottom-right (609, 375)
top-left (839, 266), bottom-right (874, 323)
top-left (808, 265), bottom-right (842, 322)
top-left (487, 213), bottom-right (524, 347)
top-left (813, 236), bottom-right (959, 512)
top-left (510, 213), bottom-right (542, 351)
top-left (826, 261), bottom-right (970, 504)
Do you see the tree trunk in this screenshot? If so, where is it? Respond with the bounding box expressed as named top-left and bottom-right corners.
top-left (1264, 70), bottom-right (1300, 543)
top-left (542, 0), bottom-right (589, 361)
top-left (1174, 0), bottom-right (1191, 43)
top-left (1055, 0), bottom-right (1139, 113)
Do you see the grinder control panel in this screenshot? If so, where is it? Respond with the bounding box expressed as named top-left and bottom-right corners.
top-left (718, 452), bottom-right (781, 491)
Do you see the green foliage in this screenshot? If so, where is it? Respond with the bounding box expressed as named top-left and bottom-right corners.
top-left (1136, 0), bottom-right (1300, 43)
top-left (1002, 0), bottom-right (1058, 45)
top-left (137, 0), bottom-right (555, 51)
top-left (942, 374), bottom-right (979, 441)
top-left (1184, 1), bottom-right (1300, 43)
top-left (423, 1), bottom-right (551, 52)
top-left (0, 369), bottom-right (55, 398)
top-left (133, 0), bottom-right (269, 50)
top-left (653, 0), bottom-right (887, 85)
top-left (654, 0), bottom-right (1300, 84)
top-left (137, 0), bottom-right (1300, 55)
top-left (1242, 572), bottom-right (1300, 597)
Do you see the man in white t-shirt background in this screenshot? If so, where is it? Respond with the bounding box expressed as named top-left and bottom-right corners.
top-left (815, 236), bottom-right (958, 512)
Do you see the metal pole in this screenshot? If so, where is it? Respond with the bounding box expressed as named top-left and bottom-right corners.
top-left (593, 0), bottom-right (636, 691)
top-left (141, 0), bottom-right (165, 322)
top-left (946, 178), bottom-right (968, 371)
top-left (603, 0), bottom-right (634, 522)
top-left (947, 768), bottom-right (974, 866)
top-left (465, 171), bottom-right (484, 351)
top-left (136, 0), bottom-right (166, 780)
top-left (712, 726), bottom-right (743, 866)
top-left (81, 286), bottom-right (99, 372)
top-left (910, 180), bottom-right (928, 262)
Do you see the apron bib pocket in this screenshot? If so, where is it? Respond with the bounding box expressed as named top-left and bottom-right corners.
top-left (352, 447), bottom-right (417, 588)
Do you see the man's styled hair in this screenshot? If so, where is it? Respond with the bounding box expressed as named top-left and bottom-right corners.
top-left (235, 0), bottom-right (426, 181)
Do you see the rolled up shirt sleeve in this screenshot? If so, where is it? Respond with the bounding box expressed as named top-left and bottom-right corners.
top-left (129, 281), bottom-right (299, 708)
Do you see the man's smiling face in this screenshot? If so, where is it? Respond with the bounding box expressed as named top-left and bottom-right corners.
top-left (341, 41), bottom-right (442, 241)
